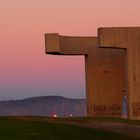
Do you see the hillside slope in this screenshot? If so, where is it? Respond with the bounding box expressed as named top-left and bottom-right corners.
top-left (0, 96), bottom-right (86, 117)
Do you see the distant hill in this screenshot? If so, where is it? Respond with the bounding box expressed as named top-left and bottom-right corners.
top-left (0, 96), bottom-right (86, 117)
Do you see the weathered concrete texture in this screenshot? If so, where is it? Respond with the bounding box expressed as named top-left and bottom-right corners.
top-left (45, 27), bottom-right (140, 120)
top-left (86, 48), bottom-right (127, 117)
top-left (98, 27), bottom-right (140, 120)
top-left (45, 33), bottom-right (94, 55)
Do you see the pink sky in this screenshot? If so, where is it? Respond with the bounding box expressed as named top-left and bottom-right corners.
top-left (0, 0), bottom-right (140, 100)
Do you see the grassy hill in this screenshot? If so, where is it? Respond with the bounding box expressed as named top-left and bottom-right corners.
top-left (0, 116), bottom-right (139, 140)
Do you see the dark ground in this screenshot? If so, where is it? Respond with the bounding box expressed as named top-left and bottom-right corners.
top-left (0, 116), bottom-right (139, 140)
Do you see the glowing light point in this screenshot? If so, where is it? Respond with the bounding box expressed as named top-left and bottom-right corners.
top-left (53, 114), bottom-right (57, 118)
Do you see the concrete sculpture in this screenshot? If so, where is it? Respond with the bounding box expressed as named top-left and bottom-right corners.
top-left (45, 27), bottom-right (140, 120)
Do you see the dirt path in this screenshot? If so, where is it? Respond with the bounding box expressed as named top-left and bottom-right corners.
top-left (87, 121), bottom-right (140, 137)
top-left (15, 117), bottom-right (140, 138)
top-left (51, 120), bottom-right (140, 138)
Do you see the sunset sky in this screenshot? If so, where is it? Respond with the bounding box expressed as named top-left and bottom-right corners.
top-left (0, 0), bottom-right (140, 100)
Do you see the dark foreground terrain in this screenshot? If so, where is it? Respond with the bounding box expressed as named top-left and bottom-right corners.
top-left (0, 116), bottom-right (139, 140)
